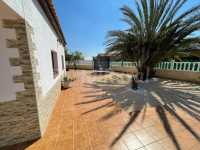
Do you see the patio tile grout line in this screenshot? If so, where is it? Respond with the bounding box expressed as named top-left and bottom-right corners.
top-left (72, 119), bottom-right (75, 150)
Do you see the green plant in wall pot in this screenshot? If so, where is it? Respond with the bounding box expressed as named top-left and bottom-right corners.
top-left (62, 77), bottom-right (73, 89)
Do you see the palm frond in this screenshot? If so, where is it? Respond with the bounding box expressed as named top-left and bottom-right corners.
top-left (105, 0), bottom-right (200, 68)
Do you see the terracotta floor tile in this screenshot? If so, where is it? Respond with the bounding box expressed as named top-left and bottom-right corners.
top-left (191, 143), bottom-right (200, 150)
top-left (137, 118), bottom-right (155, 128)
top-left (54, 139), bottom-right (73, 150)
top-left (111, 142), bottom-right (129, 150)
top-left (158, 137), bottom-right (178, 150)
top-left (4, 70), bottom-right (200, 150)
top-left (144, 126), bottom-right (166, 141)
top-left (145, 142), bottom-right (164, 150)
top-left (129, 122), bottom-right (143, 132)
top-left (176, 131), bottom-right (199, 150)
top-left (122, 133), bottom-right (144, 150)
top-left (134, 129), bottom-right (156, 145)
top-left (137, 148), bottom-right (147, 150)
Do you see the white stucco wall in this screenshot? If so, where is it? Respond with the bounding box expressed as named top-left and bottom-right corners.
top-left (2, 0), bottom-right (66, 97)
top-left (0, 1), bottom-right (24, 102)
top-left (22, 0), bottom-right (66, 97)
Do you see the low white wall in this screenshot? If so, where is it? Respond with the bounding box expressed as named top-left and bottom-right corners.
top-left (68, 64), bottom-right (93, 70)
top-left (0, 2), bottom-right (24, 102)
top-left (68, 64), bottom-right (138, 74)
top-left (155, 70), bottom-right (200, 83)
top-left (111, 66), bottom-right (137, 74)
top-left (77, 65), bottom-right (93, 70)
top-left (69, 63), bottom-right (200, 83)
top-left (113, 67), bottom-right (200, 83)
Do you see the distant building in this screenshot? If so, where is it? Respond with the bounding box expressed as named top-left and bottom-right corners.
top-left (0, 0), bottom-right (66, 147)
top-left (93, 50), bottom-right (123, 70)
top-left (93, 53), bottom-right (110, 70)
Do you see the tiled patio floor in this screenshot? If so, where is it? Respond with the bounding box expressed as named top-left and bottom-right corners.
top-left (4, 70), bottom-right (200, 150)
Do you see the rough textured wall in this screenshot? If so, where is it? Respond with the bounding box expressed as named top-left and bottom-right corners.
top-left (36, 78), bottom-right (61, 135)
top-left (0, 19), bottom-right (41, 148)
top-left (0, 1), bottom-right (25, 102)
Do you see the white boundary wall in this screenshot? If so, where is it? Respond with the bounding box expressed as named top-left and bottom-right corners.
top-left (72, 61), bottom-right (200, 83)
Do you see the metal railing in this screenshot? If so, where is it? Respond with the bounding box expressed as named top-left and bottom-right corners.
top-left (111, 61), bottom-right (200, 72)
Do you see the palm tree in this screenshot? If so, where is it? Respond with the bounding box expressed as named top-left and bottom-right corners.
top-left (106, 0), bottom-right (200, 81)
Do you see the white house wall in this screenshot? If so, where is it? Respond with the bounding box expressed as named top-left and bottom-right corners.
top-left (0, 0), bottom-right (67, 146)
top-left (2, 0), bottom-right (66, 97)
top-left (0, 1), bottom-right (24, 102)
top-left (0, 1), bottom-right (42, 146)
top-left (23, 0), bottom-right (65, 97)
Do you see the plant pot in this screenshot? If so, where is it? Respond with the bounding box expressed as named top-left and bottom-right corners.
top-left (62, 80), bottom-right (70, 89)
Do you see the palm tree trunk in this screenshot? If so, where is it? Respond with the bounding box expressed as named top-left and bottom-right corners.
top-left (141, 65), bottom-right (151, 81)
top-left (136, 60), bottom-right (143, 80)
top-left (131, 63), bottom-right (151, 90)
top-left (137, 65), bottom-right (151, 81)
top-left (146, 66), bottom-right (151, 80)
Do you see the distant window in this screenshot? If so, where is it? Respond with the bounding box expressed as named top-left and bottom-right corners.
top-left (61, 55), bottom-right (65, 70)
top-left (51, 51), bottom-right (59, 78)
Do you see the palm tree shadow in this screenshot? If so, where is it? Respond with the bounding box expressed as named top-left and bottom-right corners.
top-left (80, 75), bottom-right (200, 150)
top-left (110, 110), bottom-right (141, 146)
top-left (156, 105), bottom-right (181, 150)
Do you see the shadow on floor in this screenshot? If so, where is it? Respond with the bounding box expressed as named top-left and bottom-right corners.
top-left (77, 74), bottom-right (200, 150)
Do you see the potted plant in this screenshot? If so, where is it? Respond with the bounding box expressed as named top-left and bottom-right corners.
top-left (62, 77), bottom-right (71, 89)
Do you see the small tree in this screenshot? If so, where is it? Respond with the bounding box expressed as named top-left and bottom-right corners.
top-left (65, 53), bottom-right (73, 70)
top-left (72, 51), bottom-right (84, 69)
top-left (65, 51), bottom-right (84, 69)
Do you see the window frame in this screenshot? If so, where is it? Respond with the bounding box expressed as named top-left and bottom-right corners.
top-left (51, 50), bottom-right (59, 78)
top-left (61, 55), bottom-right (65, 70)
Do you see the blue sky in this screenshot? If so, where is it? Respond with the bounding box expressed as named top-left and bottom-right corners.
top-left (54, 0), bottom-right (199, 60)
